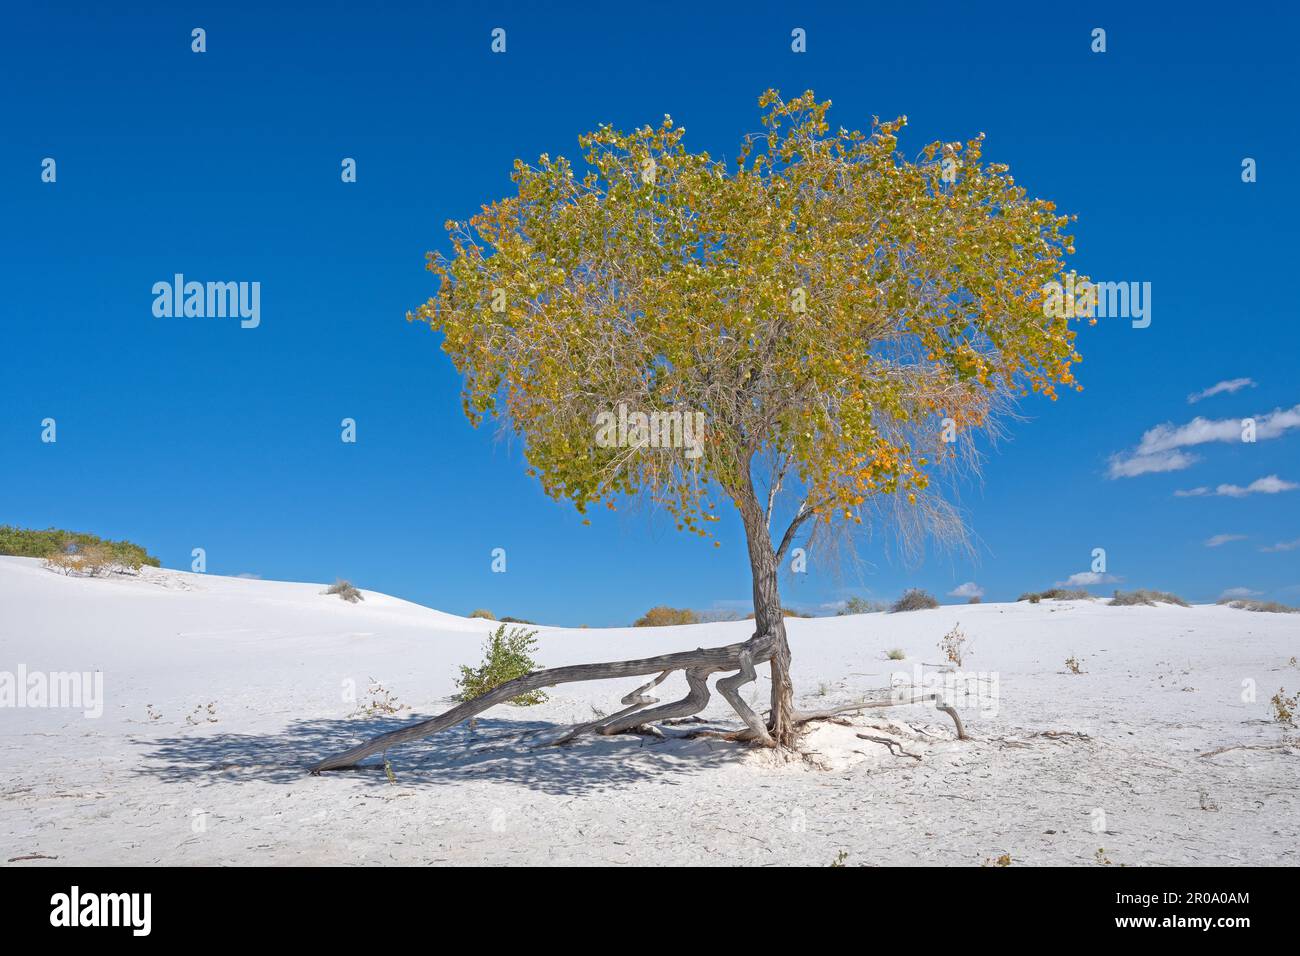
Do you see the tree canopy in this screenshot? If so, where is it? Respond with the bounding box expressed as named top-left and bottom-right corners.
top-left (410, 89), bottom-right (1084, 553)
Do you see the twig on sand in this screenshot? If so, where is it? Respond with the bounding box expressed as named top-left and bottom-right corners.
top-left (856, 734), bottom-right (922, 760)
top-left (1199, 743), bottom-right (1297, 759)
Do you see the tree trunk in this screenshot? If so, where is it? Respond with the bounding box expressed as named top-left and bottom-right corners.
top-left (736, 479), bottom-right (798, 747)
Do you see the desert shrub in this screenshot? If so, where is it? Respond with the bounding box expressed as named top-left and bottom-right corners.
top-left (1216, 599), bottom-right (1298, 614)
top-left (469, 608), bottom-right (496, 620)
top-left (42, 542), bottom-right (119, 577)
top-left (967, 596), bottom-right (982, 605)
top-left (884, 648), bottom-right (906, 661)
top-left (839, 596), bottom-right (886, 615)
top-left (1109, 589), bottom-right (1188, 607)
top-left (350, 678), bottom-right (407, 717)
top-left (634, 606), bottom-right (698, 627)
top-left (325, 579), bottom-right (364, 603)
top-left (455, 625), bottom-right (546, 705)
top-left (890, 588), bottom-right (938, 613)
top-left (1064, 655), bottom-right (1084, 675)
top-left (1018, 589), bottom-right (1091, 602)
top-left (6, 525), bottom-right (159, 570)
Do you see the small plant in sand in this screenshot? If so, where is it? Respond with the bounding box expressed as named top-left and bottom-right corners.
top-left (145, 704), bottom-right (163, 722)
top-left (469, 608), bottom-right (495, 620)
top-left (352, 678), bottom-right (408, 718)
top-left (383, 754), bottom-right (398, 785)
top-left (982, 853), bottom-right (1012, 867)
top-left (1064, 655), bottom-right (1085, 675)
top-left (1270, 688), bottom-right (1297, 725)
top-left (185, 702), bottom-right (218, 725)
top-left (938, 624), bottom-right (968, 667)
top-left (1094, 848), bottom-right (1114, 866)
top-left (829, 850), bottom-right (849, 867)
top-left (325, 579), bottom-right (364, 603)
top-left (455, 625), bottom-right (546, 706)
top-left (885, 648), bottom-right (906, 661)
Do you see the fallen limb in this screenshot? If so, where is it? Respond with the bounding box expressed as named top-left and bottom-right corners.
top-left (1199, 742), bottom-right (1297, 759)
top-left (311, 635), bottom-right (774, 772)
top-left (309, 632), bottom-right (968, 773)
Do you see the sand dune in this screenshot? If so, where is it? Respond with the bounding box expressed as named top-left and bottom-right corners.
top-left (1, 555), bottom-right (1295, 866)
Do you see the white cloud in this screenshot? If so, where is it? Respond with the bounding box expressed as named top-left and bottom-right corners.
top-left (1204, 534), bottom-right (1246, 547)
top-left (1108, 404), bottom-right (1300, 478)
top-left (1188, 378), bottom-right (1256, 404)
top-left (1261, 538), bottom-right (1300, 553)
top-left (1176, 475), bottom-right (1298, 498)
top-left (948, 582), bottom-right (984, 599)
top-left (1056, 571), bottom-right (1121, 587)
top-left (1219, 587), bottom-right (1262, 599)
top-left (1107, 449), bottom-right (1198, 478)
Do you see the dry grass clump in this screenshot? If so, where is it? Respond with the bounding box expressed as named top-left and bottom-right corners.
top-left (1109, 589), bottom-right (1188, 607)
top-left (325, 579), bottom-right (364, 603)
top-left (1217, 598), bottom-right (1298, 614)
top-left (1017, 588), bottom-right (1092, 602)
top-left (469, 608), bottom-right (495, 619)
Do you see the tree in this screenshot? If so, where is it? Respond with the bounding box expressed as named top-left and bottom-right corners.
top-left (312, 89), bottom-right (1083, 771)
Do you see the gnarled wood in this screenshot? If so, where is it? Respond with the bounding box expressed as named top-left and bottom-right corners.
top-left (311, 635), bottom-right (775, 772)
top-left (716, 648), bottom-right (773, 745)
top-left (598, 667), bottom-right (712, 735)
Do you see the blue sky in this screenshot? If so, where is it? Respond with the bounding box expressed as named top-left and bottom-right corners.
top-left (2, 2), bottom-right (1298, 624)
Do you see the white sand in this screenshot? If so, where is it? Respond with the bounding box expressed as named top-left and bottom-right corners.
top-left (1, 555), bottom-right (1296, 866)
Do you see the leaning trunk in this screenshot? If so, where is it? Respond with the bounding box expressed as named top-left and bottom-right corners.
top-left (738, 492), bottom-right (798, 747)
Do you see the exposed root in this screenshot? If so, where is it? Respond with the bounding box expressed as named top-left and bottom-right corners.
top-left (716, 649), bottom-right (774, 746)
top-left (598, 668), bottom-right (712, 735)
top-left (856, 733), bottom-right (922, 760)
top-left (311, 635), bottom-right (775, 772)
top-left (546, 670), bottom-right (670, 747)
top-left (794, 693), bottom-right (968, 740)
top-left (309, 630), bottom-right (967, 773)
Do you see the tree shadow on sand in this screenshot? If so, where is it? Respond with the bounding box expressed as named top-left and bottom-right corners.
top-left (132, 713), bottom-right (750, 796)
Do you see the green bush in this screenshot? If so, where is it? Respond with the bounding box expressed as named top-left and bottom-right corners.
top-left (1110, 589), bottom-right (1189, 607)
top-left (454, 625), bottom-right (546, 706)
top-left (1, 525), bottom-right (159, 570)
top-left (633, 606), bottom-right (698, 627)
top-left (890, 588), bottom-right (939, 613)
